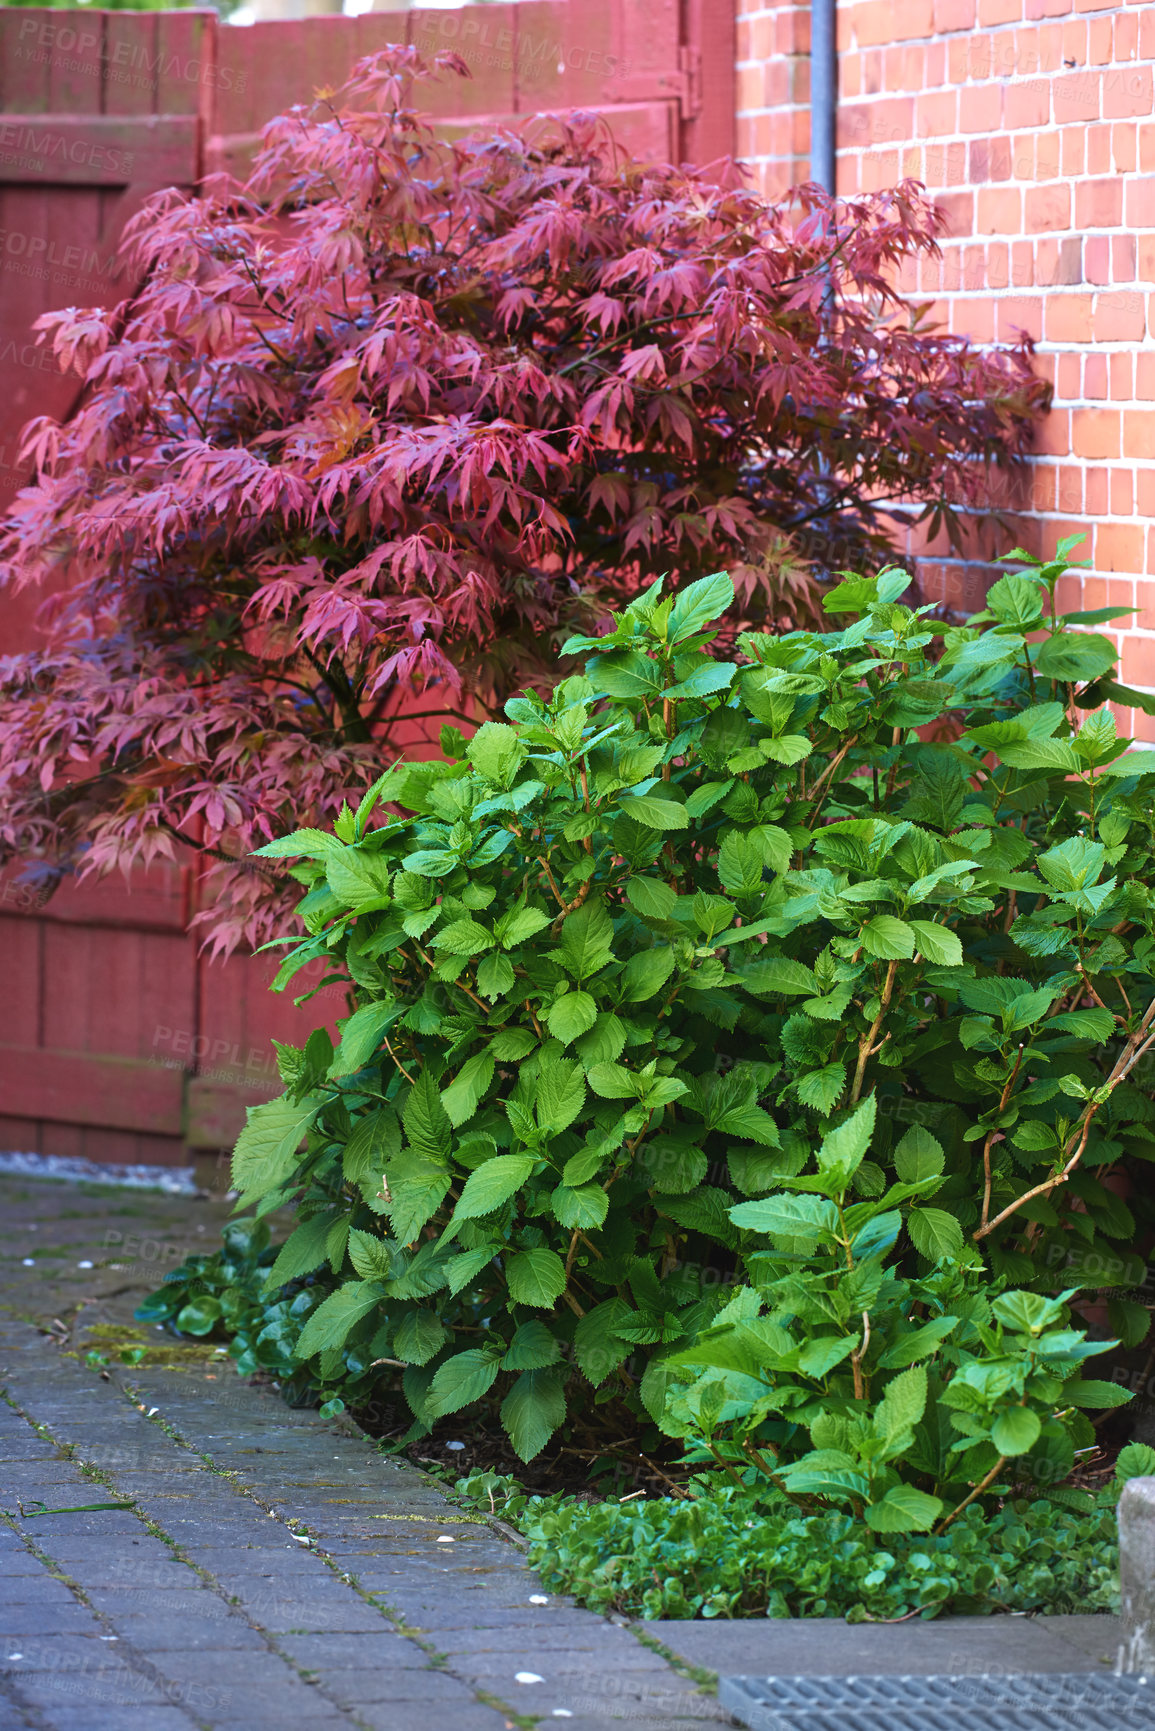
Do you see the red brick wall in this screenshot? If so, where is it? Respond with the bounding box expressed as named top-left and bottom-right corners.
top-left (737, 0), bottom-right (1155, 742)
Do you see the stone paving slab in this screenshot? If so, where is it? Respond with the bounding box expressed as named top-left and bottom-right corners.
top-left (649, 1611), bottom-right (1123, 1677)
top-left (0, 1175), bottom-right (726, 1730)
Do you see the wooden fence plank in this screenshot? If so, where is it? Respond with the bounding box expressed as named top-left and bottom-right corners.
top-left (0, 115), bottom-right (199, 186)
top-left (0, 1044), bottom-right (184, 1136)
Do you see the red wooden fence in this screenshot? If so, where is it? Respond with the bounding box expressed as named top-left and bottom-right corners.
top-left (0, 3), bottom-right (735, 1170)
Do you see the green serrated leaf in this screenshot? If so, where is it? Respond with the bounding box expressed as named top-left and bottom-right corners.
top-left (501, 1366), bottom-right (568, 1462)
top-left (506, 1247), bottom-right (567, 1307)
top-left (454, 1154), bottom-right (534, 1220)
top-left (424, 1349), bottom-right (500, 1419)
top-left (296, 1281), bottom-right (384, 1359)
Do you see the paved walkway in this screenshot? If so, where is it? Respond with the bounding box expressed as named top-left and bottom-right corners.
top-left (0, 1174), bottom-right (1123, 1731)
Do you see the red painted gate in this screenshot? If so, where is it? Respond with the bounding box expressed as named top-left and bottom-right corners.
top-left (0, 3), bottom-right (735, 1171)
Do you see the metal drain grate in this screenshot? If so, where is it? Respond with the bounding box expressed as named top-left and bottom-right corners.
top-left (719, 1671), bottom-right (1155, 1730)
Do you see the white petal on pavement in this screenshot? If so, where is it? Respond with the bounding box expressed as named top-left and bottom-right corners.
top-left (529, 1594), bottom-right (549, 1604)
top-left (77, 1260), bottom-right (94, 1269)
top-left (436, 1535), bottom-right (455, 1543)
top-left (552, 1713), bottom-right (574, 1720)
top-left (21, 1259), bottom-right (34, 1267)
top-left (515, 1672), bottom-right (545, 1685)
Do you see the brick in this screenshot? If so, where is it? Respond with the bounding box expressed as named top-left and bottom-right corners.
top-left (917, 89), bottom-right (959, 135)
top-left (1025, 182), bottom-right (1072, 229)
top-left (1044, 291), bottom-right (1095, 340)
top-left (839, 95), bottom-right (915, 148)
top-left (1076, 176), bottom-right (1124, 226)
top-left (1061, 123), bottom-right (1087, 177)
top-left (1112, 351), bottom-right (1136, 399)
top-left (1094, 288), bottom-right (1147, 342)
top-left (1057, 464), bottom-right (1084, 512)
top-left (1084, 353), bottom-right (1109, 397)
top-left (852, 0), bottom-right (935, 45)
top-left (1059, 235), bottom-right (1084, 283)
top-left (1041, 519), bottom-right (1086, 560)
top-left (1085, 466), bottom-right (1110, 514)
top-left (954, 296), bottom-right (996, 339)
top-left (1057, 351), bottom-right (1082, 399)
top-left (1087, 122), bottom-right (1114, 174)
top-left (977, 186), bottom-right (1023, 231)
top-left (951, 33), bottom-right (987, 80)
top-left (968, 137), bottom-right (996, 181)
top-left (1116, 10), bottom-right (1139, 58)
top-left (1033, 464), bottom-right (1058, 510)
top-left (1012, 238), bottom-right (1035, 285)
top-left (1124, 411), bottom-right (1155, 459)
top-left (1131, 706), bottom-right (1155, 747)
top-left (960, 83), bottom-right (1003, 130)
top-left (934, 0), bottom-right (976, 26)
top-left (736, 65), bottom-right (765, 110)
top-left (1087, 13), bottom-right (1113, 59)
top-left (1124, 177), bottom-right (1155, 226)
top-left (1036, 407), bottom-right (1072, 454)
top-left (963, 243), bottom-right (986, 293)
top-left (1035, 129), bottom-right (1062, 178)
top-left (1111, 466), bottom-right (1135, 514)
top-left (937, 189), bottom-right (974, 233)
top-left (1053, 69), bottom-right (1101, 122)
top-left (1035, 350), bottom-right (1059, 389)
top-left (1113, 122), bottom-right (1138, 173)
top-left (1004, 78), bottom-right (1051, 128)
top-left (1136, 353), bottom-right (1155, 399)
top-left (861, 148), bottom-right (903, 190)
top-left (989, 133), bottom-right (1014, 177)
top-left (1104, 64), bottom-right (1154, 119)
top-left (1121, 638), bottom-right (1155, 688)
top-left (1072, 407), bottom-right (1121, 457)
top-left (1101, 522), bottom-right (1142, 571)
top-left (1014, 134), bottom-right (1039, 177)
top-left (999, 295), bottom-right (1042, 339)
top-left (1112, 233), bottom-right (1137, 279)
top-left (1137, 235), bottom-right (1155, 280)
top-left (1084, 234), bottom-right (1111, 282)
top-left (987, 240), bottom-right (1010, 287)
top-left (978, 0), bottom-right (1022, 22)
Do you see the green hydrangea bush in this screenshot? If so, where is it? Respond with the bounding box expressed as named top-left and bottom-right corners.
top-left (153, 543), bottom-right (1155, 1518)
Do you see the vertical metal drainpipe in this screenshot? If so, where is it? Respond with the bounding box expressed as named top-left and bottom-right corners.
top-left (810, 0), bottom-right (837, 195)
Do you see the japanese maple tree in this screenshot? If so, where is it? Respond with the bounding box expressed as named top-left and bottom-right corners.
top-left (0, 46), bottom-right (1047, 953)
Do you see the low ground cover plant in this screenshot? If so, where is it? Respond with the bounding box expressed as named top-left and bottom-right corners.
top-left (145, 543), bottom-right (1155, 1554)
top-left (454, 1447), bottom-right (1155, 1620)
top-left (0, 48), bottom-right (1046, 952)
